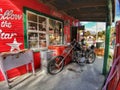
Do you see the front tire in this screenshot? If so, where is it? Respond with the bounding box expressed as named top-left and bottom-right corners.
top-left (87, 52), bottom-right (96, 64)
top-left (47, 56), bottom-right (64, 75)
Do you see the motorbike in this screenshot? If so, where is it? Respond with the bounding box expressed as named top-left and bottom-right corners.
top-left (47, 39), bottom-right (96, 75)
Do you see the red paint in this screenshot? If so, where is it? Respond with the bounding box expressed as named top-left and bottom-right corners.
top-left (107, 21), bottom-right (120, 90)
top-left (51, 9), bottom-right (64, 19)
top-left (33, 52), bottom-right (41, 69)
top-left (0, 0), bottom-right (77, 81)
top-left (48, 45), bottom-right (67, 55)
top-left (64, 26), bottom-right (71, 43)
top-left (48, 45), bottom-right (71, 65)
top-left (115, 21), bottom-right (120, 58)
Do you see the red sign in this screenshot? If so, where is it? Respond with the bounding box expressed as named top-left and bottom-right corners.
top-left (0, 0), bottom-right (24, 52)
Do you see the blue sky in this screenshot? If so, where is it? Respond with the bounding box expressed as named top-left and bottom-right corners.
top-left (80, 0), bottom-right (120, 33)
top-left (80, 22), bottom-right (105, 33)
top-left (116, 0), bottom-right (120, 20)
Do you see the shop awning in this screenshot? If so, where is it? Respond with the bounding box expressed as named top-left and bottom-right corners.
top-left (41, 0), bottom-right (115, 22)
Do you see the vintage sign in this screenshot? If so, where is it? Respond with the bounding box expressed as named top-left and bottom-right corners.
top-left (0, 1), bottom-right (24, 52)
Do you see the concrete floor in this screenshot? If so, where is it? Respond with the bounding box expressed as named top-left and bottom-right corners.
top-left (0, 56), bottom-right (105, 90)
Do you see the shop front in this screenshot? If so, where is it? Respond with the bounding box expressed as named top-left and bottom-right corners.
top-left (0, 0), bottom-right (77, 81)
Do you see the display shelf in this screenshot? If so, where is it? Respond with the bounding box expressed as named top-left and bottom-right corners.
top-left (38, 31), bottom-right (46, 33)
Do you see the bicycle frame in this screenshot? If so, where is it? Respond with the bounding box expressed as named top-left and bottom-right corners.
top-left (55, 43), bottom-right (76, 67)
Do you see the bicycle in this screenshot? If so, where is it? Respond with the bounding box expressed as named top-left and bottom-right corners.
top-left (47, 40), bottom-right (96, 75)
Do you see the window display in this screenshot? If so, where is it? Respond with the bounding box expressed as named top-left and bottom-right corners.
top-left (26, 11), bottom-right (63, 50)
top-left (49, 19), bottom-right (63, 45)
top-left (27, 11), bottom-right (47, 49)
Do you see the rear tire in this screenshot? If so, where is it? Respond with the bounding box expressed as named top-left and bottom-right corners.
top-left (47, 56), bottom-right (64, 75)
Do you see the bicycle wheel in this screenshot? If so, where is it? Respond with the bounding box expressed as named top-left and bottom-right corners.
top-left (87, 52), bottom-right (96, 64)
top-left (47, 56), bottom-right (64, 75)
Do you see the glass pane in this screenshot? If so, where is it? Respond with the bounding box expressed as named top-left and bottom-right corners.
top-left (49, 19), bottom-right (63, 45)
top-left (39, 16), bottom-right (46, 23)
top-left (28, 41), bottom-right (38, 48)
top-left (28, 12), bottom-right (37, 22)
top-left (39, 33), bottom-right (46, 40)
top-left (49, 19), bottom-right (55, 29)
top-left (39, 24), bottom-right (46, 31)
top-left (39, 41), bottom-right (46, 47)
top-left (28, 32), bottom-right (38, 40)
top-left (28, 22), bottom-right (37, 30)
top-left (28, 33), bottom-right (38, 48)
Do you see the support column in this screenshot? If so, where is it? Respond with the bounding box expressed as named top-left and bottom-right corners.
top-left (102, 0), bottom-right (112, 75)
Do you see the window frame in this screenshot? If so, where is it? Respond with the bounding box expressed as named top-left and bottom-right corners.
top-left (23, 7), bottom-right (64, 51)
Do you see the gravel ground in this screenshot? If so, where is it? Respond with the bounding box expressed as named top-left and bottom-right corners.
top-left (0, 56), bottom-right (105, 90)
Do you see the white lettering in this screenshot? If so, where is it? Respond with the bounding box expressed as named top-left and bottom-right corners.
top-left (0, 10), bottom-right (22, 20)
top-left (0, 9), bottom-right (21, 40)
top-left (0, 29), bottom-right (17, 39)
top-left (1, 21), bottom-right (12, 28)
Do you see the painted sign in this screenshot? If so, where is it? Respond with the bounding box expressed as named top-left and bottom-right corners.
top-left (0, 0), bottom-right (24, 52)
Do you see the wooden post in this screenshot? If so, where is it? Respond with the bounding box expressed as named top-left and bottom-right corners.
top-left (102, 0), bottom-right (112, 75)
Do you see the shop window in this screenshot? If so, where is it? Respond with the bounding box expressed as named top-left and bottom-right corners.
top-left (27, 11), bottom-right (47, 49)
top-left (26, 10), bottom-right (63, 50)
top-left (49, 19), bottom-right (63, 45)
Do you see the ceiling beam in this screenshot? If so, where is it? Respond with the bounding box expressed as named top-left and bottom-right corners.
top-left (79, 10), bottom-right (106, 14)
top-left (67, 10), bottom-right (107, 16)
top-left (78, 18), bottom-right (106, 22)
top-left (59, 1), bottom-right (106, 11)
top-left (66, 0), bottom-right (72, 4)
top-left (70, 13), bottom-right (106, 18)
top-left (78, 6), bottom-right (107, 12)
top-left (43, 0), bottom-right (55, 3)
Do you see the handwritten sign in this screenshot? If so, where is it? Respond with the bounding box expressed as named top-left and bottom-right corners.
top-left (0, 9), bottom-right (22, 40)
top-left (0, 0), bottom-right (24, 52)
